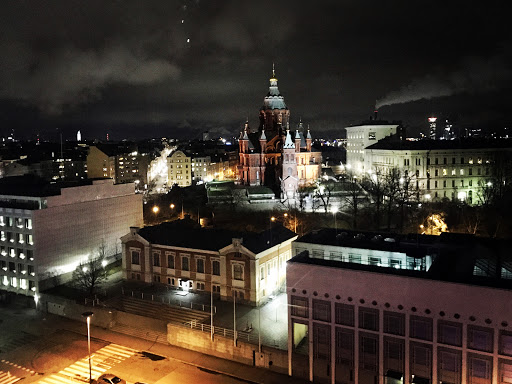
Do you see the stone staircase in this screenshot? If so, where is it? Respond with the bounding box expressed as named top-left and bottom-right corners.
top-left (107, 296), bottom-right (210, 325)
top-left (109, 323), bottom-right (168, 344)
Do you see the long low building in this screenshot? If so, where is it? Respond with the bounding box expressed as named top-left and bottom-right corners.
top-left (121, 219), bottom-right (297, 305)
top-left (287, 228), bottom-right (512, 384)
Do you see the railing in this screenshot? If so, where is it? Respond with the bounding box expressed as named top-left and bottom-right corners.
top-left (181, 320), bottom-right (260, 345)
top-left (121, 288), bottom-right (216, 314)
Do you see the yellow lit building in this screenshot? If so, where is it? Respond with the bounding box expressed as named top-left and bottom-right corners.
top-left (168, 150), bottom-right (192, 187)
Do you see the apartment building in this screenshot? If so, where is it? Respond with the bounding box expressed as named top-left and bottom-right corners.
top-left (0, 176), bottom-right (143, 298)
top-left (121, 219), bottom-right (297, 305)
top-left (168, 150), bottom-right (192, 187)
top-left (87, 143), bottom-right (149, 185)
top-left (345, 120), bottom-right (512, 204)
top-left (287, 228), bottom-right (512, 384)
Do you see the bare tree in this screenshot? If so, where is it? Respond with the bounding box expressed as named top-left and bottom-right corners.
top-left (73, 250), bottom-right (108, 296)
top-left (383, 168), bottom-right (401, 231)
top-left (343, 174), bottom-right (365, 229)
top-left (361, 167), bottom-right (386, 229)
top-left (314, 179), bottom-right (336, 213)
top-left (297, 184), bottom-right (315, 212)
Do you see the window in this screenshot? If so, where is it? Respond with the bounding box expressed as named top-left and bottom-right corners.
top-left (313, 323), bottom-right (331, 360)
top-left (500, 331), bottom-right (512, 356)
top-left (359, 307), bottom-right (379, 331)
top-left (197, 258), bottom-right (204, 273)
top-left (312, 299), bottom-right (331, 322)
top-left (167, 253), bottom-right (175, 269)
top-left (131, 250), bottom-right (140, 265)
top-left (411, 343), bottom-right (432, 378)
top-left (438, 320), bottom-right (462, 346)
top-left (260, 266), bottom-right (264, 280)
top-left (233, 264), bottom-right (243, 280)
top-left (360, 333), bottom-right (378, 371)
top-left (153, 252), bottom-right (160, 267)
top-left (335, 303), bottom-right (354, 326)
top-left (182, 256), bottom-right (189, 271)
top-left (212, 260), bottom-right (220, 276)
top-left (291, 295), bottom-right (308, 318)
top-left (384, 337), bottom-right (404, 371)
top-left (468, 354), bottom-right (492, 380)
top-left (335, 328), bottom-right (354, 366)
top-left (26, 234), bottom-right (33, 245)
top-left (468, 326), bottom-right (493, 352)
top-left (384, 311), bottom-right (405, 336)
top-left (500, 361), bottom-right (512, 384)
top-left (438, 348), bottom-right (461, 381)
top-left (410, 315), bottom-right (432, 341)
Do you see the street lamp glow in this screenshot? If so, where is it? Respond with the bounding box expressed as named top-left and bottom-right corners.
top-left (331, 206), bottom-right (339, 214)
top-left (271, 216), bottom-right (276, 222)
top-left (101, 259), bottom-right (107, 268)
top-left (81, 311), bottom-right (94, 383)
top-left (152, 206), bottom-right (159, 214)
top-left (170, 203), bottom-right (175, 209)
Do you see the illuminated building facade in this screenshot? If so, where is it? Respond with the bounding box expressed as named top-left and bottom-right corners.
top-left (0, 177), bottom-right (143, 298)
top-left (429, 117), bottom-right (437, 140)
top-left (345, 121), bottom-right (512, 204)
top-left (238, 68), bottom-right (322, 196)
top-left (288, 228), bottom-right (512, 384)
top-left (345, 121), bottom-right (400, 174)
top-left (121, 219), bottom-right (296, 305)
top-left (87, 144), bottom-right (149, 185)
top-left (167, 150), bottom-right (192, 187)
top-left (365, 139), bottom-right (512, 204)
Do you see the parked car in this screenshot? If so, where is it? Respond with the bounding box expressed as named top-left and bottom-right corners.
top-left (94, 374), bottom-right (126, 384)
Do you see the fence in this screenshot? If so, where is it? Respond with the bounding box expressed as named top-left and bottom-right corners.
top-left (121, 288), bottom-right (216, 314)
top-left (181, 319), bottom-right (260, 345)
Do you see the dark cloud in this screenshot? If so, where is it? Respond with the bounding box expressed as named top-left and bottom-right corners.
top-left (0, 1), bottom-right (511, 139)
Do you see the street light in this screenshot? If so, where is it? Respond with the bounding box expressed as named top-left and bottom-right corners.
top-left (152, 205), bottom-right (159, 214)
top-left (81, 311), bottom-right (94, 383)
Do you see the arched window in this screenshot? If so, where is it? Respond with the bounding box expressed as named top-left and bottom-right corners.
top-left (288, 167), bottom-right (292, 177)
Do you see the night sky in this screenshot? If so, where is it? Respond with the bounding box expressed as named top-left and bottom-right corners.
top-left (0, 1), bottom-right (510, 141)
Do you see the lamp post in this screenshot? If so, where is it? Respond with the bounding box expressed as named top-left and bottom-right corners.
top-left (82, 311), bottom-right (94, 383)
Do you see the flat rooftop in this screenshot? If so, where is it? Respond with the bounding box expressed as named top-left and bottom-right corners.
top-left (291, 229), bottom-right (512, 290)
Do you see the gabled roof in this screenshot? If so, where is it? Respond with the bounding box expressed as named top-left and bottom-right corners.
top-left (135, 219), bottom-right (296, 254)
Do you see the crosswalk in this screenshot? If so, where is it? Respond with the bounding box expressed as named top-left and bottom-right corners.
top-left (36, 344), bottom-right (136, 384)
top-left (0, 331), bottom-right (35, 354)
top-left (0, 371), bottom-right (21, 384)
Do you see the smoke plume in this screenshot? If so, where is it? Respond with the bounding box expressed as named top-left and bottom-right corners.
top-left (376, 53), bottom-right (512, 109)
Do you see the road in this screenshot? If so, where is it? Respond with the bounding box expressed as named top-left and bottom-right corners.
top-left (0, 306), bottom-right (256, 384)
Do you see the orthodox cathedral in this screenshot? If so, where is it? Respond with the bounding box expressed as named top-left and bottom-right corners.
top-left (238, 67), bottom-right (322, 199)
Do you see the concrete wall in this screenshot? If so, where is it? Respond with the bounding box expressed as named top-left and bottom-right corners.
top-left (40, 293), bottom-right (167, 332)
top-left (167, 323), bottom-right (288, 374)
top-left (34, 185), bottom-right (143, 279)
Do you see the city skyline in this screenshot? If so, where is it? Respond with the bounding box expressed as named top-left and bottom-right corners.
top-left (0, 1), bottom-right (510, 141)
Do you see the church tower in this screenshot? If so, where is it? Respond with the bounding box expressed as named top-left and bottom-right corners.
top-left (281, 129), bottom-right (298, 199)
top-left (259, 64), bottom-right (290, 141)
